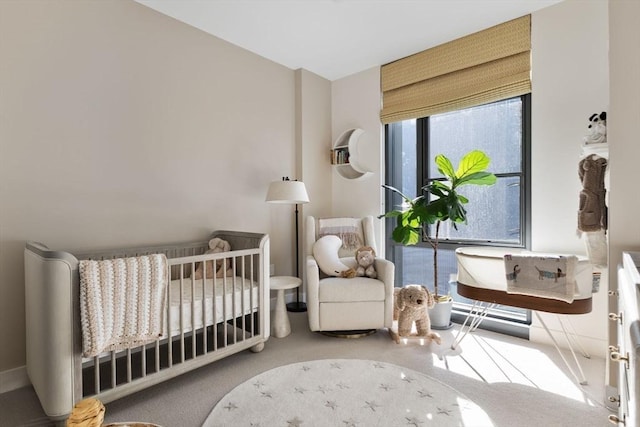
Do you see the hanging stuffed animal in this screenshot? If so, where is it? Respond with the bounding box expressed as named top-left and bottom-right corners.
top-left (583, 112), bottom-right (607, 145)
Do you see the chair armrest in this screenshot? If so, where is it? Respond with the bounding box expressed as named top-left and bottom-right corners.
top-left (374, 258), bottom-right (395, 294)
top-left (374, 258), bottom-right (395, 327)
top-left (306, 255), bottom-right (321, 331)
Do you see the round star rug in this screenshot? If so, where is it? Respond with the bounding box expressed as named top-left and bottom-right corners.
top-left (202, 359), bottom-right (493, 426)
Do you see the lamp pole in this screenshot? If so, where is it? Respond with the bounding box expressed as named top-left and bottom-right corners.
top-left (286, 201), bottom-right (306, 312)
top-left (266, 177), bottom-right (309, 312)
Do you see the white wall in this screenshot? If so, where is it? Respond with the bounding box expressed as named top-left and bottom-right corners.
top-left (608, 0), bottom-right (640, 391)
top-left (330, 0), bottom-right (610, 356)
top-left (330, 67), bottom-right (386, 256)
top-left (528, 0), bottom-right (609, 355)
top-left (609, 0), bottom-right (640, 265)
top-left (297, 68), bottom-right (332, 295)
top-left (0, 0), bottom-right (296, 373)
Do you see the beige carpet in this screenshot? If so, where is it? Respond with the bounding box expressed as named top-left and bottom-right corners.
top-left (0, 312), bottom-right (611, 427)
top-left (203, 359), bottom-right (492, 426)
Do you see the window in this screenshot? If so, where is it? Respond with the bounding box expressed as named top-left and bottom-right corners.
top-left (385, 95), bottom-right (531, 333)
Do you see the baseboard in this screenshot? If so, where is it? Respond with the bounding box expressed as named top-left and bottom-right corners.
top-left (269, 290), bottom-right (306, 308)
top-left (0, 365), bottom-right (29, 394)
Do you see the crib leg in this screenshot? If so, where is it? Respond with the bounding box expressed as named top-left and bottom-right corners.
top-left (451, 301), bottom-right (493, 350)
top-left (535, 312), bottom-right (588, 385)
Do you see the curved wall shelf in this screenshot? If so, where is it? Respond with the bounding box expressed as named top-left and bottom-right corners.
top-left (330, 128), bottom-right (371, 180)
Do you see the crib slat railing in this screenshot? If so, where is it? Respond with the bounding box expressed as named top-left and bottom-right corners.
top-left (111, 351), bottom-right (116, 390)
top-left (94, 356), bottom-right (100, 395)
top-left (76, 240), bottom-right (266, 405)
top-left (190, 267), bottom-right (196, 359)
top-left (251, 254), bottom-right (256, 337)
top-left (179, 268), bottom-right (185, 364)
top-left (126, 349), bottom-right (132, 383)
top-left (231, 257), bottom-right (237, 345)
top-left (211, 274), bottom-right (219, 352)
top-left (239, 256), bottom-right (244, 341)
top-left (223, 267), bottom-right (228, 349)
top-left (141, 344), bottom-right (146, 378)
top-left (154, 340), bottom-right (160, 374)
top-left (202, 261), bottom-right (208, 355)
top-left (167, 268), bottom-right (173, 369)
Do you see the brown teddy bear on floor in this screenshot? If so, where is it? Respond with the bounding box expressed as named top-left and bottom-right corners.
top-left (393, 285), bottom-right (441, 344)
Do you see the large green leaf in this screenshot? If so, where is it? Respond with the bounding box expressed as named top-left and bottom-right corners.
top-left (455, 150), bottom-right (491, 181)
top-left (392, 226), bottom-right (421, 245)
top-left (435, 154), bottom-right (456, 180)
top-left (456, 171), bottom-right (497, 187)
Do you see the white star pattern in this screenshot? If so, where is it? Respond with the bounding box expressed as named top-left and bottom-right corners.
top-left (316, 385), bottom-right (331, 394)
top-left (405, 416), bottom-right (424, 426)
top-left (325, 400), bottom-right (338, 410)
top-left (417, 389), bottom-right (433, 398)
top-left (223, 402), bottom-right (238, 411)
top-left (287, 416), bottom-right (303, 426)
top-left (205, 359), bottom-right (488, 426)
top-left (364, 400), bottom-right (382, 411)
top-left (437, 407), bottom-right (452, 416)
top-left (379, 383), bottom-right (394, 391)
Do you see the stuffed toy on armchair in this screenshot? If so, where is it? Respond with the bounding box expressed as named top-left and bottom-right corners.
top-left (355, 246), bottom-right (377, 279)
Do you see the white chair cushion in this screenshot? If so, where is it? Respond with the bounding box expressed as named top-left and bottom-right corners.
top-left (312, 235), bottom-right (351, 277)
top-left (318, 277), bottom-right (386, 302)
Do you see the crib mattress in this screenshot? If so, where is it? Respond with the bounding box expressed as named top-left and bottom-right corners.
top-left (456, 247), bottom-right (594, 314)
top-left (166, 276), bottom-right (259, 335)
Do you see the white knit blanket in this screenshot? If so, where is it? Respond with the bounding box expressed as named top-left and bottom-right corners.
top-left (318, 218), bottom-right (362, 251)
top-left (504, 254), bottom-right (577, 303)
top-left (79, 254), bottom-right (168, 358)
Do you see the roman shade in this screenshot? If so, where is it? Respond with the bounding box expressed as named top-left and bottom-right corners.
top-left (380, 15), bottom-right (531, 124)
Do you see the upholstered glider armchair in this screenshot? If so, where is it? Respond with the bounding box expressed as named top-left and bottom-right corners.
top-left (305, 216), bottom-right (394, 332)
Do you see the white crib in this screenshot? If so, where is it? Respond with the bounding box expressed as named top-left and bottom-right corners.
top-left (24, 231), bottom-right (270, 423)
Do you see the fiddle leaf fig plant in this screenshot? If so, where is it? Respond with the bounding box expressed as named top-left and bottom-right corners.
top-left (381, 150), bottom-right (497, 301)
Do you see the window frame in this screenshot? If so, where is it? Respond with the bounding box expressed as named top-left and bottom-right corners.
top-left (384, 94), bottom-right (533, 332)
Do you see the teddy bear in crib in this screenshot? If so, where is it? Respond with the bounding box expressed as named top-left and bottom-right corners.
top-left (354, 246), bottom-right (377, 279)
top-left (393, 285), bottom-right (441, 344)
top-left (193, 237), bottom-right (234, 279)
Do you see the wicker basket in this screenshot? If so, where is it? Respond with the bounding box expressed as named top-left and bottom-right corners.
top-left (103, 423), bottom-right (162, 427)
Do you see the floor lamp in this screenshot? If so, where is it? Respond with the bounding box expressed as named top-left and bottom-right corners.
top-left (266, 177), bottom-right (310, 312)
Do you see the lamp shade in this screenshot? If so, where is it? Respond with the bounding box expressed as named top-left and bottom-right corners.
top-left (265, 180), bottom-right (310, 204)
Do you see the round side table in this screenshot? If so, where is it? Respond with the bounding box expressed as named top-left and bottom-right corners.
top-left (270, 276), bottom-right (302, 338)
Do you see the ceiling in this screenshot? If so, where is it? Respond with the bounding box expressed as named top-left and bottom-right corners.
top-left (136, 0), bottom-right (563, 81)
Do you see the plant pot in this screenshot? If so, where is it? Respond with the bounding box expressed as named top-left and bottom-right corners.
top-left (428, 299), bottom-right (453, 330)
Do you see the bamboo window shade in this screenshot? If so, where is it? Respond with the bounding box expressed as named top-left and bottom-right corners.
top-left (380, 15), bottom-right (531, 124)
